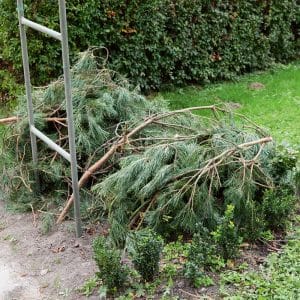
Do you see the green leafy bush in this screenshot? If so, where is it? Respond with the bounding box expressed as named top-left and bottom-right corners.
top-left (0, 0), bottom-right (299, 93)
top-left (184, 224), bottom-right (220, 287)
top-left (163, 237), bottom-right (190, 261)
top-left (129, 229), bottom-right (164, 282)
top-left (238, 200), bottom-right (266, 242)
top-left (235, 144), bottom-right (300, 240)
top-left (93, 236), bottom-right (128, 292)
top-left (0, 69), bottom-right (22, 103)
top-left (262, 189), bottom-right (297, 230)
top-left (261, 145), bottom-right (299, 231)
top-left (212, 205), bottom-right (242, 260)
top-left (269, 144), bottom-right (300, 192)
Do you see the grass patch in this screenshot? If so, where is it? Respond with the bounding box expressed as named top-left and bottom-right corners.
top-left (158, 62), bottom-right (300, 144)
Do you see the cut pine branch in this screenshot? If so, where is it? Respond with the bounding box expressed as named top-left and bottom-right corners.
top-left (56, 105), bottom-right (225, 224)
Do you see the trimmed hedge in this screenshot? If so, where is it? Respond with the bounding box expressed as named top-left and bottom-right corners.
top-left (0, 0), bottom-right (299, 92)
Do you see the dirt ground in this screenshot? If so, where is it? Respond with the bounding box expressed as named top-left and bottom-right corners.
top-left (0, 200), bottom-right (97, 300)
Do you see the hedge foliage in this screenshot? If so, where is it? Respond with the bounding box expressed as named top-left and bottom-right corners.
top-left (0, 0), bottom-right (299, 92)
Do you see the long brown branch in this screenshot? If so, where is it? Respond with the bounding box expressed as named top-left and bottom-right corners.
top-left (0, 116), bottom-right (67, 125)
top-left (0, 116), bottom-right (19, 124)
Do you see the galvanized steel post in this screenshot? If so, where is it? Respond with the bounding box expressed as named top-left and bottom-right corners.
top-left (17, 0), bottom-right (40, 191)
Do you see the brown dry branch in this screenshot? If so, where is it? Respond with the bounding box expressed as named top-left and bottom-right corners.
top-left (0, 116), bottom-right (19, 124)
top-left (172, 136), bottom-right (272, 186)
top-left (0, 116), bottom-right (67, 125)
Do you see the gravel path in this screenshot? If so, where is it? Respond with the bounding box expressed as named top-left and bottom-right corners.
top-left (0, 258), bottom-right (41, 299)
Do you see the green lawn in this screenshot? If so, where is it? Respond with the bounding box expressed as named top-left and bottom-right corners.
top-left (158, 62), bottom-right (300, 145)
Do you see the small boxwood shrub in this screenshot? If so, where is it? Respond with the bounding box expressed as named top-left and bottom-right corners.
top-left (262, 189), bottom-right (297, 230)
top-left (129, 228), bottom-right (163, 282)
top-left (212, 205), bottom-right (242, 260)
top-left (269, 145), bottom-right (300, 192)
top-left (184, 224), bottom-right (219, 287)
top-left (0, 0), bottom-right (299, 93)
top-left (93, 236), bottom-right (128, 292)
top-left (238, 200), bottom-right (266, 242)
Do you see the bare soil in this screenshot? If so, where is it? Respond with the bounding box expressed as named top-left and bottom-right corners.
top-left (0, 200), bottom-right (96, 300)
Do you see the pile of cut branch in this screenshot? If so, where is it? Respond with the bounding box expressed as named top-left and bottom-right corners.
top-left (1, 50), bottom-right (283, 244)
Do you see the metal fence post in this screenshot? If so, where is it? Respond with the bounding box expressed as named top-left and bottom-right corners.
top-left (59, 0), bottom-right (82, 237)
top-left (17, 0), bottom-right (40, 191)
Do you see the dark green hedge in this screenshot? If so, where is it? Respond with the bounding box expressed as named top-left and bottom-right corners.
top-left (0, 0), bottom-right (299, 92)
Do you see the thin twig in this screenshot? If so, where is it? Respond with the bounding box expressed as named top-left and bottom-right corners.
top-left (178, 289), bottom-right (201, 299)
top-left (30, 204), bottom-right (38, 227)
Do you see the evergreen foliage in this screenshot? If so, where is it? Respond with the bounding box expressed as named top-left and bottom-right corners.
top-left (212, 205), bottom-right (242, 260)
top-left (238, 200), bottom-right (266, 242)
top-left (0, 49), bottom-right (163, 211)
top-left (93, 121), bottom-right (280, 245)
top-left (0, 0), bottom-right (299, 95)
top-left (262, 189), bottom-right (297, 230)
top-left (128, 228), bottom-right (164, 282)
top-left (93, 236), bottom-right (128, 292)
top-left (268, 145), bottom-right (300, 193)
top-left (184, 224), bottom-right (219, 287)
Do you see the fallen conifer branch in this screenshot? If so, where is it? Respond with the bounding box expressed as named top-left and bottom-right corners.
top-left (56, 105), bottom-right (222, 223)
top-left (126, 136), bottom-right (273, 231)
top-left (176, 136), bottom-right (273, 203)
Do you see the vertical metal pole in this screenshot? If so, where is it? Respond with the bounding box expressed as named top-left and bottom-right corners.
top-left (58, 0), bottom-right (82, 237)
top-left (17, 0), bottom-right (40, 191)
